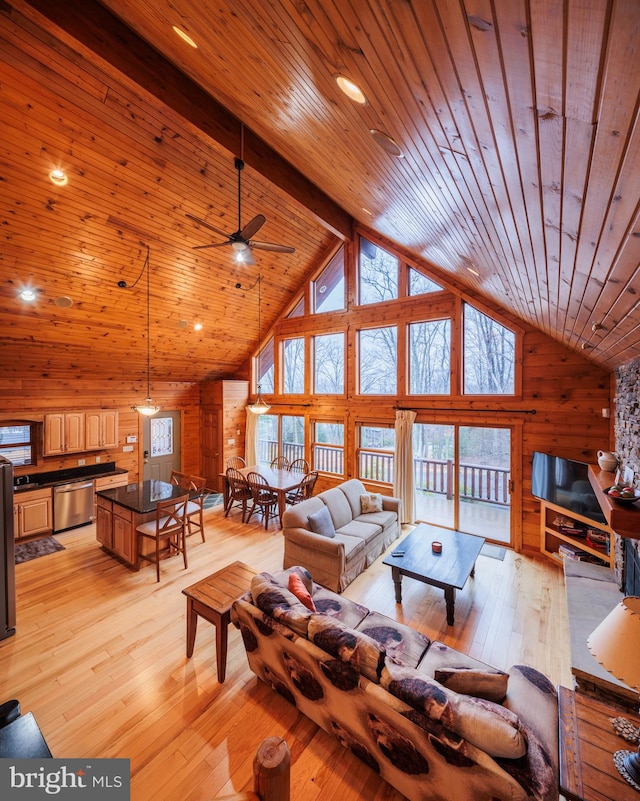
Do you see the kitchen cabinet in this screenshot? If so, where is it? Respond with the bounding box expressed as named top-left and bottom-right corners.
top-left (96, 496), bottom-right (113, 549)
top-left (43, 412), bottom-right (86, 455)
top-left (85, 411), bottom-right (119, 450)
top-left (94, 472), bottom-right (128, 520)
top-left (14, 487), bottom-right (53, 539)
top-left (96, 496), bottom-right (135, 565)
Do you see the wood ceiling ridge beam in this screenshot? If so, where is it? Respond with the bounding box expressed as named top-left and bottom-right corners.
top-left (15, 0), bottom-right (353, 242)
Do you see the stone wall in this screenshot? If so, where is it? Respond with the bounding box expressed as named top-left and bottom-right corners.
top-left (614, 356), bottom-right (640, 588)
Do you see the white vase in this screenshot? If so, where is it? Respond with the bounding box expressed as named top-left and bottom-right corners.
top-left (597, 450), bottom-right (618, 472)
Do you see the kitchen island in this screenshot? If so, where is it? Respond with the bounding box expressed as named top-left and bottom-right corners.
top-left (96, 480), bottom-right (189, 569)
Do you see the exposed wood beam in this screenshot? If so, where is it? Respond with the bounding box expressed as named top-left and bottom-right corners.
top-left (15, 0), bottom-right (353, 241)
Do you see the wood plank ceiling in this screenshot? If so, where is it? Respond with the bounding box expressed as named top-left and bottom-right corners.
top-left (1, 0), bottom-right (639, 383)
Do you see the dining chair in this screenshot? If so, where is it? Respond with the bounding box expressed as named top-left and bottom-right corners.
top-left (288, 458), bottom-right (310, 474)
top-left (225, 467), bottom-right (252, 523)
top-left (286, 470), bottom-right (318, 505)
top-left (136, 493), bottom-right (189, 582)
top-left (226, 456), bottom-right (246, 469)
top-left (170, 469), bottom-right (190, 489)
top-left (245, 471), bottom-right (280, 529)
top-left (270, 456), bottom-right (290, 470)
top-left (185, 474), bottom-right (207, 542)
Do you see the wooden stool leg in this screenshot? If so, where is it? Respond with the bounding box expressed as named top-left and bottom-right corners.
top-left (216, 611), bottom-right (230, 683)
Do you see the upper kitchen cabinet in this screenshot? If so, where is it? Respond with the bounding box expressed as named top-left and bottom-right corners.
top-left (85, 411), bottom-right (119, 450)
top-left (44, 410), bottom-right (119, 455)
top-left (44, 412), bottom-right (85, 455)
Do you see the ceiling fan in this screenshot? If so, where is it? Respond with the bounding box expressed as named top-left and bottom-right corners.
top-left (186, 157), bottom-right (295, 265)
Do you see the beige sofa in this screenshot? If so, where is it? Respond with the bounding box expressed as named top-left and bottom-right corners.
top-left (281, 478), bottom-right (401, 591)
top-left (234, 567), bottom-right (559, 801)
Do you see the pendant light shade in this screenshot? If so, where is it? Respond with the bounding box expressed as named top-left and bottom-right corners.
top-left (132, 247), bottom-right (160, 416)
top-left (248, 274), bottom-right (270, 415)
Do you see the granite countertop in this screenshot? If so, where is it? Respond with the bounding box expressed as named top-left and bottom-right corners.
top-left (96, 479), bottom-right (188, 514)
top-left (14, 464), bottom-right (128, 494)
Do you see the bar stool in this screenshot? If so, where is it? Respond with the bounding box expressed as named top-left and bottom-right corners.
top-left (136, 494), bottom-right (189, 582)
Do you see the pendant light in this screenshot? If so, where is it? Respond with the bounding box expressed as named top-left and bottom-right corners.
top-left (132, 247), bottom-right (160, 417)
top-left (248, 274), bottom-right (270, 415)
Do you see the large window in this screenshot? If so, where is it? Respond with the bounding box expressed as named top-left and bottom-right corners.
top-left (282, 337), bottom-right (304, 394)
top-left (463, 305), bottom-right (515, 394)
top-left (313, 333), bottom-right (344, 394)
top-left (313, 248), bottom-right (345, 313)
top-left (358, 425), bottom-right (395, 484)
top-left (359, 237), bottom-right (398, 304)
top-left (256, 414), bottom-right (305, 465)
top-left (359, 326), bottom-right (397, 394)
top-left (409, 267), bottom-right (442, 296)
top-left (0, 423), bottom-right (35, 466)
top-left (409, 319), bottom-right (451, 394)
top-left (257, 337), bottom-right (274, 393)
top-left (313, 421), bottom-right (344, 475)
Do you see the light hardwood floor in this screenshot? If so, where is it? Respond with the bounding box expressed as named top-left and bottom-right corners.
top-left (1, 504), bottom-right (573, 801)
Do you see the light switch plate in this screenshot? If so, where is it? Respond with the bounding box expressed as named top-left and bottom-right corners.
top-left (122, 445), bottom-right (134, 452)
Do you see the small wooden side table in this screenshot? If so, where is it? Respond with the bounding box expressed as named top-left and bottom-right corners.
top-left (559, 685), bottom-right (640, 801)
top-left (182, 560), bottom-right (258, 682)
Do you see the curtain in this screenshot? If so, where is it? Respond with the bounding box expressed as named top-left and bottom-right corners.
top-left (245, 410), bottom-right (258, 466)
top-left (394, 410), bottom-right (416, 524)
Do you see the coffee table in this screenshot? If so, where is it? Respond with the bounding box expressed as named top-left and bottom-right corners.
top-left (382, 524), bottom-right (485, 625)
top-left (182, 560), bottom-right (258, 682)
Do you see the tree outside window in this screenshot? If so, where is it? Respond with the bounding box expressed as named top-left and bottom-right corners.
top-left (359, 326), bottom-right (397, 394)
top-left (282, 337), bottom-right (304, 394)
top-left (409, 267), bottom-right (443, 296)
top-left (314, 333), bottom-right (344, 394)
top-left (359, 237), bottom-right (398, 304)
top-left (313, 421), bottom-right (344, 475)
top-left (409, 320), bottom-right (451, 394)
top-left (463, 305), bottom-right (515, 394)
top-left (282, 415), bottom-right (304, 463)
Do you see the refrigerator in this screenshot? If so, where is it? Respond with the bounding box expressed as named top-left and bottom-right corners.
top-left (0, 456), bottom-right (16, 640)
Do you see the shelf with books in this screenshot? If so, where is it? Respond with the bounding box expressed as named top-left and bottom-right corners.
top-left (539, 500), bottom-right (613, 568)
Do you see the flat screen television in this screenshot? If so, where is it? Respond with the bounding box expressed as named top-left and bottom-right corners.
top-left (531, 451), bottom-right (606, 525)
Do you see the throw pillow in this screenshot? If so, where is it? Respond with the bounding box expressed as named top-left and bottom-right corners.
top-left (288, 573), bottom-right (317, 612)
top-left (307, 506), bottom-right (336, 538)
top-left (250, 572), bottom-right (313, 638)
top-left (309, 614), bottom-right (386, 684)
top-left (381, 662), bottom-right (526, 759)
top-left (434, 667), bottom-right (509, 703)
top-left (360, 492), bottom-right (383, 514)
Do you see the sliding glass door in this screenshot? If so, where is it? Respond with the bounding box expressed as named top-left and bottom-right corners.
top-left (413, 423), bottom-right (512, 545)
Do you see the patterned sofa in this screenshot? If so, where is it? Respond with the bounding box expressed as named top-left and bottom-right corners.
top-left (233, 567), bottom-right (559, 801)
top-left (281, 478), bottom-right (402, 591)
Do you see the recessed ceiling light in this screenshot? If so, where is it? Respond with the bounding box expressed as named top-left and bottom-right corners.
top-left (335, 74), bottom-right (367, 105)
top-left (54, 296), bottom-right (73, 308)
top-left (49, 169), bottom-right (67, 186)
top-left (194, 322), bottom-right (203, 331)
top-left (172, 26), bottom-right (198, 48)
top-left (467, 267), bottom-right (480, 277)
top-left (370, 129), bottom-right (404, 158)
top-left (19, 289), bottom-right (36, 302)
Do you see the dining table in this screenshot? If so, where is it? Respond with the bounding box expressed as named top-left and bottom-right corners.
top-left (220, 465), bottom-right (306, 526)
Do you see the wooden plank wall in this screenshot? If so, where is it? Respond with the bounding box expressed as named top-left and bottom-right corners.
top-left (0, 379), bottom-right (201, 483)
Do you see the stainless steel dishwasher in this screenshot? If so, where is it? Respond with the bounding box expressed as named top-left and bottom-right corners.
top-left (53, 480), bottom-right (95, 533)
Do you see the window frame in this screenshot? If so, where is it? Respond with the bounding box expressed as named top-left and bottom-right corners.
top-left (311, 419), bottom-right (345, 477)
top-left (356, 422), bottom-right (395, 487)
top-left (312, 331), bottom-right (346, 396)
top-left (0, 422), bottom-right (37, 466)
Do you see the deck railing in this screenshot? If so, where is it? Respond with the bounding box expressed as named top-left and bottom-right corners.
top-left (257, 441), bottom-right (510, 505)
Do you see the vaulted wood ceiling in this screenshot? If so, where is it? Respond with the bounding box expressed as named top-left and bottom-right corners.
top-left (2, 0), bottom-right (639, 384)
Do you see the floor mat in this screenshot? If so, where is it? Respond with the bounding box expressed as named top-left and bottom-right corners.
top-left (202, 492), bottom-right (223, 509)
top-left (15, 536), bottom-right (65, 564)
top-left (480, 543), bottom-right (507, 561)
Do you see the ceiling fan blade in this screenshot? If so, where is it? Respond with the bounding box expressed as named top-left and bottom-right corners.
top-left (186, 213), bottom-right (231, 240)
top-left (192, 241), bottom-right (230, 250)
top-left (250, 240), bottom-right (296, 254)
top-left (240, 214), bottom-right (266, 241)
